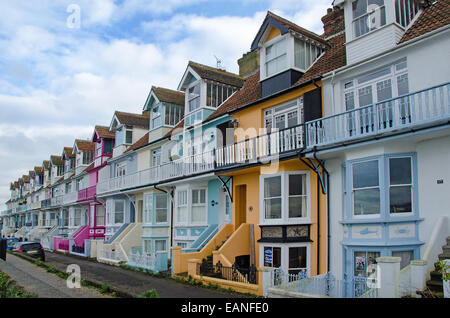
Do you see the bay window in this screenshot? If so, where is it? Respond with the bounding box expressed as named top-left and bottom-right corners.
top-left (155, 240), bottom-right (167, 252)
top-left (346, 154), bottom-right (416, 220)
top-left (175, 187), bottom-right (207, 225)
top-left (261, 172), bottom-right (309, 224)
top-left (262, 244), bottom-right (309, 275)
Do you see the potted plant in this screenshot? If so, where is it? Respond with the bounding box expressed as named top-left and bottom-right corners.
top-left (438, 260), bottom-right (450, 298)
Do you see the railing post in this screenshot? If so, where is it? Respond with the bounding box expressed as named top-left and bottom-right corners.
top-left (262, 267), bottom-right (276, 297)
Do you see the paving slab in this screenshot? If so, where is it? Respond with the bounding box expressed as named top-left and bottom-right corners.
top-left (0, 253), bottom-right (110, 298)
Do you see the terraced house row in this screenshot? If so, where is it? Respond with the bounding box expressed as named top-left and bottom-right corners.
top-left (1, 0), bottom-right (449, 298)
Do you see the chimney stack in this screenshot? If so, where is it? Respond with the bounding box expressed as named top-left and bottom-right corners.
top-left (321, 6), bottom-right (345, 39)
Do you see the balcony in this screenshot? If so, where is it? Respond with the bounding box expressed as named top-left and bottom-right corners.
top-left (50, 195), bottom-right (63, 207)
top-left (216, 123), bottom-right (305, 168)
top-left (78, 185), bottom-right (97, 201)
top-left (63, 191), bottom-right (78, 205)
top-left (306, 83), bottom-right (450, 148)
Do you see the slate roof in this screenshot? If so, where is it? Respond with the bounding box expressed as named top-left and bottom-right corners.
top-left (188, 61), bottom-right (245, 88)
top-left (152, 86), bottom-right (185, 105)
top-left (399, 0), bottom-right (450, 43)
top-left (95, 125), bottom-right (116, 139)
top-left (115, 111), bottom-right (150, 129)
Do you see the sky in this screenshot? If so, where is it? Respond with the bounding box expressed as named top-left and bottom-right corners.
top-left (0, 0), bottom-right (333, 209)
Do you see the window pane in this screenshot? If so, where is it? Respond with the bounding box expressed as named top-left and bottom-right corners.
top-left (397, 74), bottom-right (409, 96)
top-left (358, 86), bottom-right (373, 107)
top-left (265, 198), bottom-right (282, 219)
top-left (289, 247), bottom-right (307, 269)
top-left (353, 160), bottom-right (379, 188)
top-left (345, 92), bottom-right (355, 111)
top-left (390, 186), bottom-right (412, 213)
top-left (389, 157), bottom-right (412, 185)
top-left (264, 176), bottom-right (281, 198)
top-left (125, 130), bottom-right (133, 144)
top-left (289, 197), bottom-right (307, 218)
top-left (155, 240), bottom-right (166, 252)
top-left (354, 188), bottom-right (380, 215)
top-left (273, 247), bottom-right (281, 268)
top-left (287, 111), bottom-right (298, 128)
top-left (377, 79), bottom-right (392, 102)
top-left (289, 175), bottom-right (305, 196)
top-left (192, 206), bottom-right (206, 223)
top-left (155, 195), bottom-right (166, 209)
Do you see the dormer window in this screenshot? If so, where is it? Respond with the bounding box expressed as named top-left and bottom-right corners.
top-left (265, 37), bottom-right (287, 77)
top-left (352, 0), bottom-right (386, 38)
top-left (294, 38), bottom-right (324, 71)
top-left (206, 81), bottom-right (236, 108)
top-left (96, 141), bottom-right (102, 157)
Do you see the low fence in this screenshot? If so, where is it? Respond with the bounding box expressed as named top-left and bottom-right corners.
top-left (198, 260), bottom-right (258, 285)
top-left (126, 250), bottom-right (168, 273)
top-left (268, 269), bottom-right (378, 298)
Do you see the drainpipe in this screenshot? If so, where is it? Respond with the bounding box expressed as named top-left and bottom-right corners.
top-left (313, 151), bottom-right (330, 274)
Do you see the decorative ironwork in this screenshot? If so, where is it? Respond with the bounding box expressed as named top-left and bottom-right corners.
top-left (198, 259), bottom-right (258, 284)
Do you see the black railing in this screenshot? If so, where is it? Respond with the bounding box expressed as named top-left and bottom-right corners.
top-left (71, 245), bottom-right (85, 254)
top-left (198, 260), bottom-right (258, 284)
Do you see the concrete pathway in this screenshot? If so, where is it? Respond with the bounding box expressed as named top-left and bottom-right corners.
top-left (44, 252), bottom-right (250, 298)
top-left (0, 253), bottom-right (110, 298)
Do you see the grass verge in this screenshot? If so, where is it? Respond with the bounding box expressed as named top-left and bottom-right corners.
top-left (0, 270), bottom-right (38, 298)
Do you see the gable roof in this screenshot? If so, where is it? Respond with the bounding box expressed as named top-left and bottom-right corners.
top-left (251, 11), bottom-right (329, 51)
top-left (43, 160), bottom-right (50, 170)
top-left (185, 61), bottom-right (245, 88)
top-left (63, 147), bottom-right (75, 159)
top-left (22, 175), bottom-right (29, 183)
top-left (74, 139), bottom-right (96, 152)
top-left (50, 155), bottom-right (64, 166)
top-left (94, 125), bottom-right (115, 140)
top-left (113, 111), bottom-right (150, 129)
top-left (29, 171), bottom-right (35, 179)
top-left (151, 86), bottom-right (185, 106)
top-left (399, 0), bottom-right (450, 44)
top-left (34, 166), bottom-right (43, 175)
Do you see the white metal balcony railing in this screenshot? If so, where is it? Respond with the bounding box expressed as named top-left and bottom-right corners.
top-left (50, 195), bottom-right (64, 207)
top-left (96, 84), bottom-right (448, 194)
top-left (306, 83), bottom-right (450, 148)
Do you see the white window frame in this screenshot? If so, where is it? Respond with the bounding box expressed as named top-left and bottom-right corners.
top-left (187, 80), bottom-right (202, 114)
top-left (263, 35), bottom-right (288, 79)
top-left (260, 171), bottom-right (311, 225)
top-left (259, 243), bottom-right (311, 276)
top-left (264, 97), bottom-right (304, 130)
top-left (174, 185), bottom-right (208, 226)
top-left (343, 60), bottom-right (408, 112)
top-left (151, 103), bottom-right (162, 130)
top-left (113, 200), bottom-right (125, 225)
top-left (116, 162), bottom-right (127, 178)
top-left (154, 193), bottom-right (168, 224)
top-left (124, 125), bottom-right (133, 145)
top-left (352, 0), bottom-right (387, 39)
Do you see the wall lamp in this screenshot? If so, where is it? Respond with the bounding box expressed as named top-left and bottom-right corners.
top-left (211, 200), bottom-right (218, 207)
